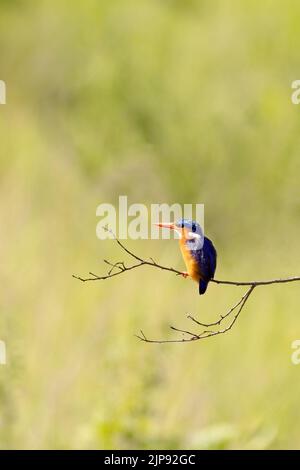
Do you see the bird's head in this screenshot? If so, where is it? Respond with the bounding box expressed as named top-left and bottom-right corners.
top-left (155, 219), bottom-right (204, 250)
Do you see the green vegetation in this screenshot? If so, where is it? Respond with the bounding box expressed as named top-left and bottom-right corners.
top-left (0, 0), bottom-right (299, 449)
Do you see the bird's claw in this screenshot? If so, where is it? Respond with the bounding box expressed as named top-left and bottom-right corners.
top-left (180, 271), bottom-right (189, 278)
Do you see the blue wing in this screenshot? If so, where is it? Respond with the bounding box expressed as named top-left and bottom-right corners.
top-left (192, 237), bottom-right (217, 295)
top-left (202, 237), bottom-right (217, 279)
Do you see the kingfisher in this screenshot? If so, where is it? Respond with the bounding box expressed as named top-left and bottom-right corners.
top-left (155, 219), bottom-right (217, 295)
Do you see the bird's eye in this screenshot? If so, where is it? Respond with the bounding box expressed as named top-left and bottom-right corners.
top-left (192, 223), bottom-right (196, 232)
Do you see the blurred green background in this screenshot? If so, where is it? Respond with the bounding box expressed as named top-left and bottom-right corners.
top-left (0, 0), bottom-right (300, 449)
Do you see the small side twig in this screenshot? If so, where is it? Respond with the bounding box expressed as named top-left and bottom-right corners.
top-left (135, 286), bottom-right (255, 344)
top-left (72, 228), bottom-right (182, 282)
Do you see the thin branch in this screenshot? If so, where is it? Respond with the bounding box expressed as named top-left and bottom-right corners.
top-left (73, 230), bottom-right (299, 344)
top-left (211, 277), bottom-right (300, 286)
top-left (73, 230), bottom-right (300, 287)
top-left (72, 228), bottom-right (182, 282)
top-left (187, 287), bottom-right (252, 328)
top-left (135, 286), bottom-right (255, 344)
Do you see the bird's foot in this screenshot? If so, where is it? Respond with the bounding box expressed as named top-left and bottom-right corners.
top-left (180, 271), bottom-right (189, 278)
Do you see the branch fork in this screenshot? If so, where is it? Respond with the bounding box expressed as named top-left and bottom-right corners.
top-left (73, 229), bottom-right (300, 344)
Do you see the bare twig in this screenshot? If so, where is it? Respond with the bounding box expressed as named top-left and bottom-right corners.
top-left (72, 229), bottom-right (183, 282)
top-left (135, 285), bottom-right (255, 344)
top-left (187, 287), bottom-right (253, 328)
top-left (73, 231), bottom-right (299, 344)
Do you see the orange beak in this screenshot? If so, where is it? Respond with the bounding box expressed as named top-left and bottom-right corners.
top-left (154, 222), bottom-right (176, 230)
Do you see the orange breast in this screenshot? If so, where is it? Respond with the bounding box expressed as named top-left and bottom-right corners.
top-left (179, 238), bottom-right (201, 282)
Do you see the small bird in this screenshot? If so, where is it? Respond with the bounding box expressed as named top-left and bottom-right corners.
top-left (155, 219), bottom-right (217, 295)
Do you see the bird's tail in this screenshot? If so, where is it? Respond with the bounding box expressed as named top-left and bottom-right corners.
top-left (199, 279), bottom-right (209, 295)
